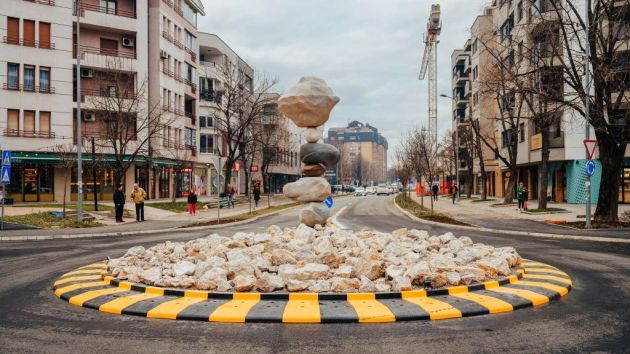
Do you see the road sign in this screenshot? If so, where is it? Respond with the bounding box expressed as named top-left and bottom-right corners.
top-left (1, 165), bottom-right (10, 184)
top-left (324, 195), bottom-right (333, 208)
top-left (585, 160), bottom-right (596, 177)
top-left (1, 151), bottom-right (11, 166)
top-left (583, 140), bottom-right (598, 160)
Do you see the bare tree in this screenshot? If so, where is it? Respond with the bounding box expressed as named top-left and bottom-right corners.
top-left (51, 144), bottom-right (77, 216)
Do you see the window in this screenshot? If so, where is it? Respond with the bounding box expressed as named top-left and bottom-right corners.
top-left (7, 17), bottom-right (19, 44)
top-left (40, 111), bottom-right (51, 137)
top-left (7, 109), bottom-right (19, 135)
top-left (183, 2), bottom-right (198, 27)
top-left (39, 22), bottom-right (51, 49)
top-left (553, 120), bottom-right (562, 138)
top-left (23, 20), bottom-right (35, 47)
top-left (24, 65), bottom-right (35, 91)
top-left (473, 66), bottom-right (478, 80)
top-left (100, 38), bottom-right (118, 56)
top-left (39, 67), bottom-right (50, 93)
top-left (185, 128), bottom-right (196, 147)
top-left (200, 134), bottom-right (214, 153)
top-left (184, 30), bottom-right (195, 51)
top-left (199, 116), bottom-right (206, 128)
top-left (24, 110), bottom-right (35, 136)
top-left (500, 16), bottom-right (514, 41)
top-left (519, 123), bottom-right (525, 142)
top-left (100, 0), bottom-right (117, 15)
top-left (8, 63), bottom-right (19, 89)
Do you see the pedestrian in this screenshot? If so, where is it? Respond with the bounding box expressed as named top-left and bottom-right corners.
top-left (431, 183), bottom-right (439, 202)
top-left (522, 186), bottom-right (529, 211)
top-left (226, 184), bottom-right (235, 208)
top-left (187, 188), bottom-right (197, 215)
top-left (452, 185), bottom-right (458, 204)
top-left (516, 182), bottom-right (525, 212)
top-left (253, 183), bottom-right (261, 208)
top-left (130, 183), bottom-right (146, 221)
top-left (113, 184), bottom-right (125, 223)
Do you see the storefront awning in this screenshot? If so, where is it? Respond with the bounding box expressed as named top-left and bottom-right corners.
top-left (10, 152), bottom-right (179, 167)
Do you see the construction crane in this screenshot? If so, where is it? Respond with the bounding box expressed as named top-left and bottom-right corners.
top-left (419, 4), bottom-right (441, 145)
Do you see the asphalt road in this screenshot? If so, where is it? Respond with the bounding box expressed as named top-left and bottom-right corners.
top-left (0, 196), bottom-right (628, 353)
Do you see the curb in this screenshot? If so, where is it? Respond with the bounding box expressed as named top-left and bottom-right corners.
top-left (392, 196), bottom-right (630, 244)
top-left (53, 260), bottom-right (571, 323)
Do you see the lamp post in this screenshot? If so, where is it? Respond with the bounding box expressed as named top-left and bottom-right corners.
top-left (440, 94), bottom-right (460, 201)
top-left (75, 0), bottom-right (83, 221)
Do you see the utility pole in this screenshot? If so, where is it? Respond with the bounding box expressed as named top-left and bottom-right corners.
top-left (92, 137), bottom-right (98, 211)
top-left (584, 0), bottom-right (592, 229)
top-left (76, 0), bottom-right (83, 222)
top-left (440, 94), bottom-right (460, 201)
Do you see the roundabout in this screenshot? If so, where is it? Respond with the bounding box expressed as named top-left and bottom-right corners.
top-left (53, 260), bottom-right (571, 323)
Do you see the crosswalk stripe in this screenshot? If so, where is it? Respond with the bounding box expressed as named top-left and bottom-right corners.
top-left (282, 293), bottom-right (321, 323)
top-left (209, 293), bottom-right (261, 323)
top-left (347, 293), bottom-right (395, 323)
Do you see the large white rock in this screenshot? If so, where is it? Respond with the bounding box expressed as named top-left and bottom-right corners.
top-left (277, 77), bottom-right (340, 128)
top-left (299, 203), bottom-right (330, 228)
top-left (173, 261), bottom-right (196, 277)
top-left (284, 177), bottom-right (331, 203)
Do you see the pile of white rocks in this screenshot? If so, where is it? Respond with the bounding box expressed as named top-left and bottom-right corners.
top-left (107, 225), bottom-right (522, 293)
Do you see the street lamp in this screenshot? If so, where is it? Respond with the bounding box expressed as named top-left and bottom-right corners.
top-left (440, 93), bottom-right (460, 201)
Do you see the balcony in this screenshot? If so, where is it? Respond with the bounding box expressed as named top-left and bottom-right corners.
top-left (3, 83), bottom-right (55, 94)
top-left (75, 45), bottom-right (137, 71)
top-left (3, 129), bottom-right (56, 139)
top-left (2, 36), bottom-right (55, 49)
top-left (74, 1), bottom-right (136, 18)
top-left (185, 47), bottom-right (197, 63)
top-left (199, 90), bottom-right (223, 104)
top-left (184, 79), bottom-right (197, 96)
top-left (23, 0), bottom-right (55, 5)
top-left (74, 1), bottom-right (138, 33)
top-left (79, 88), bottom-right (136, 102)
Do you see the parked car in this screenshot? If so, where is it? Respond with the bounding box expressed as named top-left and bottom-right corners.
top-left (376, 184), bottom-right (391, 196)
top-left (366, 186), bottom-right (377, 195)
top-left (354, 187), bottom-right (368, 197)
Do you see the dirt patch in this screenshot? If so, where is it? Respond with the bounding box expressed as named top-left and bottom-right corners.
top-left (564, 221), bottom-right (630, 229)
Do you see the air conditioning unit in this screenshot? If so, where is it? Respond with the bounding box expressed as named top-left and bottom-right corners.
top-left (80, 69), bottom-right (93, 78)
top-left (122, 37), bottom-right (135, 47)
top-left (83, 112), bottom-right (96, 122)
top-left (160, 50), bottom-right (168, 59)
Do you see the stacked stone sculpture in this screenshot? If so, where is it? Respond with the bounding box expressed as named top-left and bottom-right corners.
top-left (278, 77), bottom-right (341, 227)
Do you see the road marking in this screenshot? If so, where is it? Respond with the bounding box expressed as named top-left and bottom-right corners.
top-left (282, 293), bottom-right (321, 323)
top-left (347, 293), bottom-right (396, 323)
top-left (329, 205), bottom-right (349, 229)
top-left (68, 287), bottom-right (129, 306)
top-left (209, 293), bottom-right (260, 323)
top-left (146, 297), bottom-right (207, 320)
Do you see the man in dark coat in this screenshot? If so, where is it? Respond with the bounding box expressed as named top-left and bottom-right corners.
top-left (114, 184), bottom-right (125, 223)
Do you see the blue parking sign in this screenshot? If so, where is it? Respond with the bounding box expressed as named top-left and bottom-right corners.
top-left (1, 151), bottom-right (11, 166)
top-left (1, 165), bottom-right (10, 184)
top-left (324, 195), bottom-right (333, 208)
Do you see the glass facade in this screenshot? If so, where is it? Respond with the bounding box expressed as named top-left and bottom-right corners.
top-left (7, 164), bottom-right (54, 202)
top-left (71, 167), bottom-right (115, 201)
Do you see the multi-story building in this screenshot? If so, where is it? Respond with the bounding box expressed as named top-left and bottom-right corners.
top-left (0, 0), bottom-right (204, 203)
top-left (259, 93), bottom-right (301, 193)
top-left (452, 0), bottom-right (630, 204)
top-left (326, 121), bottom-right (388, 186)
top-left (197, 32), bottom-right (254, 195)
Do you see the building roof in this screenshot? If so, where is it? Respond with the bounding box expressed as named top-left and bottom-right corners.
top-left (327, 121), bottom-right (388, 149)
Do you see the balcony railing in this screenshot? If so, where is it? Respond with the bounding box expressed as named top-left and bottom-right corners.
top-left (74, 1), bottom-right (136, 19)
top-left (184, 79), bottom-right (197, 93)
top-left (3, 83), bottom-right (55, 93)
top-left (185, 47), bottom-right (197, 63)
top-left (200, 90), bottom-right (224, 103)
top-left (3, 128), bottom-right (55, 138)
top-left (76, 45), bottom-right (137, 59)
top-left (24, 0), bottom-right (55, 5)
top-left (80, 88), bottom-right (136, 100)
top-left (3, 36), bottom-right (55, 49)
top-left (163, 140), bottom-right (185, 149)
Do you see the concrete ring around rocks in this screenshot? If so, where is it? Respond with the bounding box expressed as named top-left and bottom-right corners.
top-left (53, 260), bottom-right (571, 323)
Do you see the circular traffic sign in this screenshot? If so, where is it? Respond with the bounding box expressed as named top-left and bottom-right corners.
top-left (585, 160), bottom-right (596, 177)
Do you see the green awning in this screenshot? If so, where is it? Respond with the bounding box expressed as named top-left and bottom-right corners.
top-left (10, 152), bottom-right (178, 166)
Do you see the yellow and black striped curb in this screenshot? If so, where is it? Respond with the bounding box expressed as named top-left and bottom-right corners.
top-left (53, 260), bottom-right (572, 323)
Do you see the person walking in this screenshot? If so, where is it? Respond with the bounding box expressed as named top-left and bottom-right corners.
top-left (226, 184), bottom-right (236, 208)
top-left (113, 184), bottom-right (125, 223)
top-left (522, 186), bottom-right (529, 211)
top-left (431, 183), bottom-right (439, 202)
top-left (187, 188), bottom-right (197, 215)
top-left (516, 182), bottom-right (525, 212)
top-left (253, 183), bottom-right (261, 208)
top-left (130, 183), bottom-right (146, 221)
top-left (452, 185), bottom-right (458, 204)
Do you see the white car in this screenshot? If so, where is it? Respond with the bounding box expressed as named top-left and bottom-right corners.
top-left (376, 185), bottom-right (391, 196)
top-left (354, 188), bottom-right (368, 196)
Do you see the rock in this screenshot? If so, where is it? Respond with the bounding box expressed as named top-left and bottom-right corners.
top-left (233, 275), bottom-right (255, 292)
top-left (284, 177), bottom-right (331, 202)
top-left (300, 143), bottom-right (341, 168)
top-left (359, 276), bottom-right (377, 292)
top-left (374, 280), bottom-right (392, 292)
top-left (446, 272), bottom-right (462, 286)
top-left (391, 276), bottom-right (412, 291)
top-left (302, 163), bottom-right (327, 177)
top-left (271, 249), bottom-right (297, 265)
top-left (309, 279), bottom-right (332, 292)
top-left (304, 128), bottom-right (322, 143)
top-left (139, 267), bottom-right (162, 284)
top-left (299, 203), bottom-right (330, 227)
top-left (216, 278), bottom-right (232, 292)
top-left (385, 264), bottom-right (405, 279)
top-left (173, 261), bottom-right (196, 277)
top-left (404, 262), bottom-right (431, 285)
top-left (125, 246), bottom-right (145, 257)
top-left (330, 277), bottom-right (360, 292)
top-left (286, 279), bottom-right (309, 292)
top-left (255, 273), bottom-right (285, 292)
top-left (359, 261), bottom-right (385, 281)
top-left (334, 265), bottom-right (354, 278)
top-left (266, 225), bottom-right (283, 236)
top-left (277, 76), bottom-right (340, 128)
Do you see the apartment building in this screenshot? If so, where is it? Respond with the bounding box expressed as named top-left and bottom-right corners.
top-left (452, 0), bottom-right (630, 204)
top-left (0, 0), bottom-right (204, 203)
top-left (326, 121), bottom-right (388, 186)
top-left (197, 32), bottom-right (254, 195)
top-left (259, 93), bottom-right (301, 193)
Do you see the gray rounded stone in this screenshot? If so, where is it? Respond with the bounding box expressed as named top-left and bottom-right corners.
top-left (300, 143), bottom-right (340, 168)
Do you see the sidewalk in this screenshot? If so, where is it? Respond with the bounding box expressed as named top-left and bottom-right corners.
top-left (410, 193), bottom-right (630, 237)
top-left (0, 194), bottom-right (295, 238)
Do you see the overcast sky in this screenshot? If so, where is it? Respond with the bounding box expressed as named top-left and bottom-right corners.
top-left (199, 0), bottom-right (491, 163)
